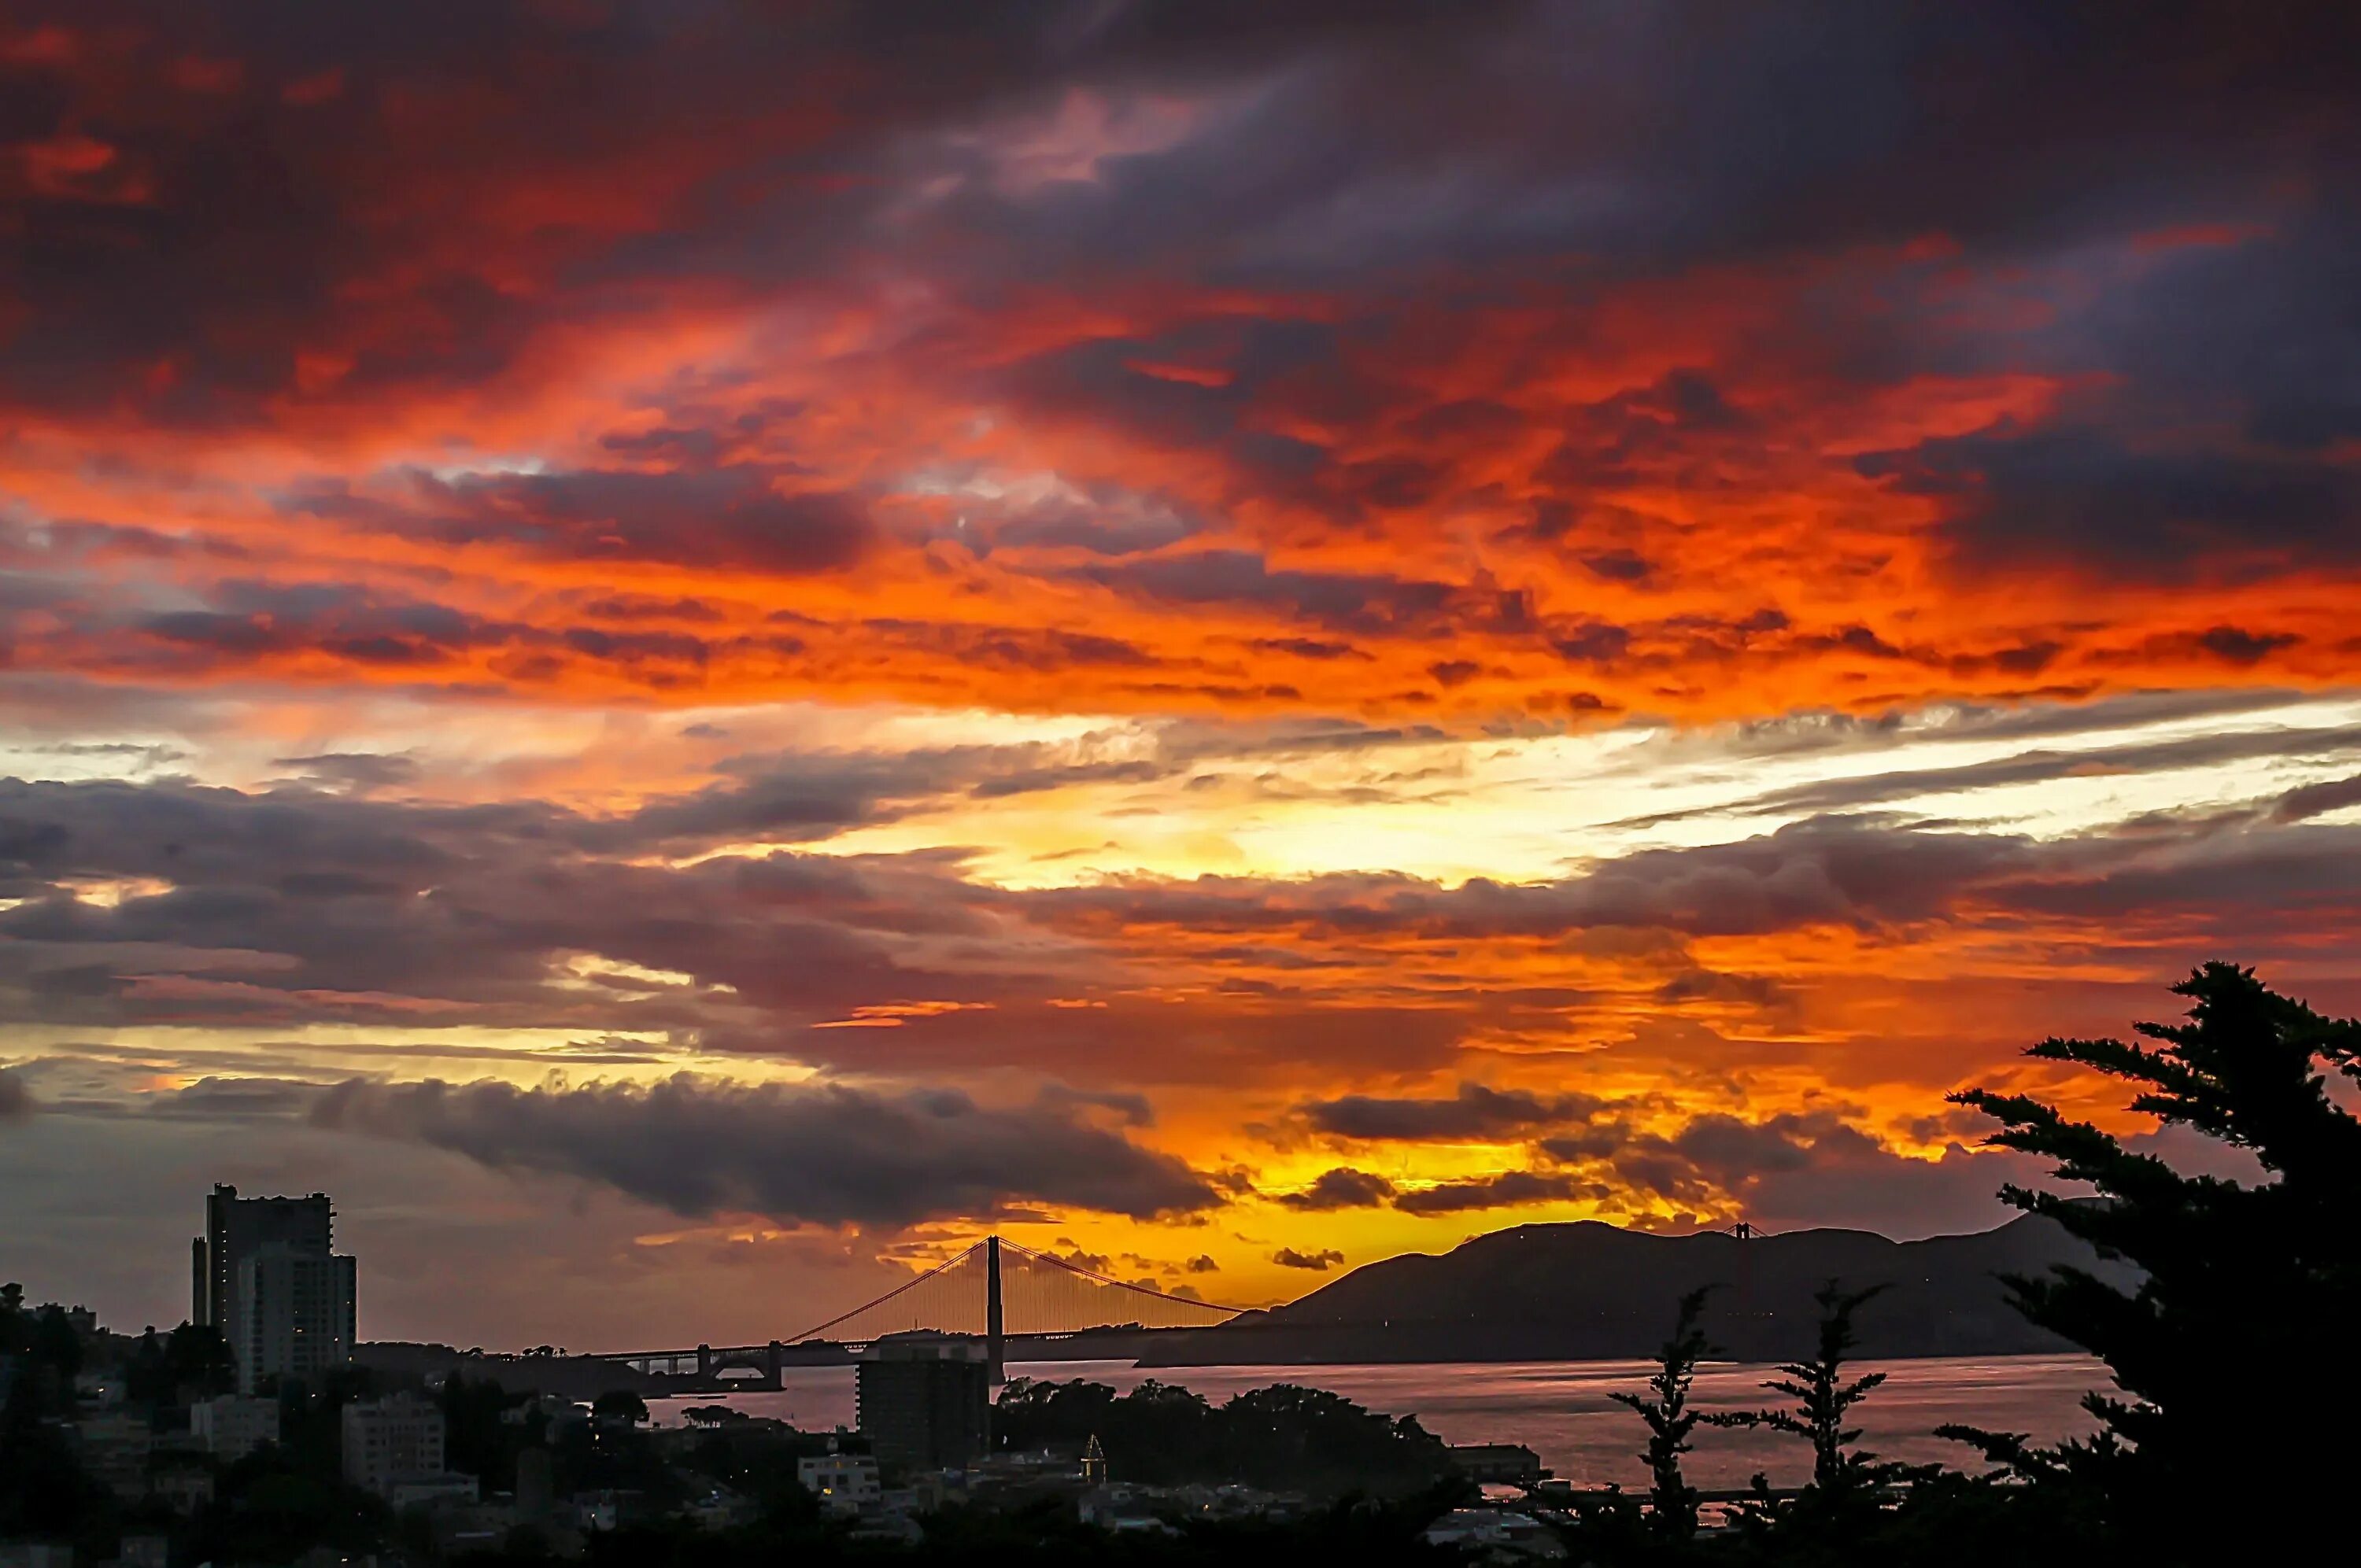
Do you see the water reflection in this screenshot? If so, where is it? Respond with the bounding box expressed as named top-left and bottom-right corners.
top-left (650, 1353), bottom-right (2106, 1489)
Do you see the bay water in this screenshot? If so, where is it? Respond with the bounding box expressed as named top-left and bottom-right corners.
top-left (650, 1353), bottom-right (2104, 1490)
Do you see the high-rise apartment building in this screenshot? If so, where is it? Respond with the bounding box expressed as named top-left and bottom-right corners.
top-left (195, 1184), bottom-right (331, 1328)
top-left (191, 1184), bottom-right (357, 1393)
top-left (237, 1245), bottom-right (357, 1393)
top-left (854, 1335), bottom-right (992, 1471)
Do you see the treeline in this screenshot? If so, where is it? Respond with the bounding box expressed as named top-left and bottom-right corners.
top-left (993, 1378), bottom-right (1450, 1494)
top-left (0, 1284), bottom-right (115, 1538)
top-left (1565, 962), bottom-right (2358, 1566)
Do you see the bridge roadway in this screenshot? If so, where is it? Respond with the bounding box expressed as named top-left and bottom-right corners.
top-left (599, 1326), bottom-right (1208, 1391)
top-left (591, 1235), bottom-right (1247, 1389)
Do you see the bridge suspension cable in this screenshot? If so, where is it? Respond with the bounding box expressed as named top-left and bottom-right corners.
top-left (785, 1241), bottom-right (994, 1343)
top-left (996, 1238), bottom-right (1245, 1334)
top-left (778, 1235), bottom-right (1243, 1346)
top-left (593, 1234), bottom-right (1247, 1373)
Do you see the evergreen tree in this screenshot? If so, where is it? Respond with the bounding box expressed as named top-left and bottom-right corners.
top-left (1711, 1281), bottom-right (1902, 1503)
top-left (1608, 1286), bottom-right (1717, 1540)
top-left (1946, 962), bottom-right (2361, 1542)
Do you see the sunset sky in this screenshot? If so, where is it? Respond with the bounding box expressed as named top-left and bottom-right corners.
top-left (2, 2), bottom-right (2357, 1350)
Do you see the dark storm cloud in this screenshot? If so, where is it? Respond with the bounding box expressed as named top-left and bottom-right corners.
top-left (1275, 1167), bottom-right (1398, 1211)
top-left (1267, 1078), bottom-right (2041, 1230)
top-left (0, 768), bottom-right (999, 1032)
top-left (127, 582), bottom-right (527, 671)
top-left (0, 0), bottom-right (1516, 422)
top-left (0, 769), bottom-right (1470, 1085)
top-left (596, 755), bottom-right (951, 848)
top-left (1, 0), bottom-right (2352, 609)
top-left (1613, 722), bottom-right (2361, 828)
top-left (850, 622), bottom-right (1163, 676)
top-left (1391, 1170), bottom-right (1598, 1216)
top-left (309, 1073), bottom-right (1217, 1228)
top-left (1296, 1083), bottom-right (1610, 1142)
top-left (1034, 1083), bottom-right (1157, 1127)
top-left (406, 469), bottom-right (877, 576)
top-left (1588, 1114), bottom-right (2047, 1238)
top-left (2270, 774), bottom-right (2361, 825)
top-left (989, 1), bottom-right (2358, 590)
top-left (5, 765), bottom-right (2359, 1079)
top-left (1860, 429), bottom-right (2361, 580)
top-left (269, 753), bottom-right (421, 795)
top-left (2093, 212), bottom-right (2361, 456)
top-left (1269, 1247), bottom-right (1346, 1271)
top-left (937, 1), bottom-right (2356, 285)
top-left (1072, 552), bottom-right (1472, 638)
top-left (139, 1075), bottom-right (321, 1121)
top-left (1042, 815), bottom-right (2044, 940)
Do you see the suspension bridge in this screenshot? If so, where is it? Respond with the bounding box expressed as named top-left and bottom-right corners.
top-left (592, 1236), bottom-right (1244, 1389)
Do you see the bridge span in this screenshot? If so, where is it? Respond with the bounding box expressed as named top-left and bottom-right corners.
top-left (590, 1234), bottom-right (1244, 1388)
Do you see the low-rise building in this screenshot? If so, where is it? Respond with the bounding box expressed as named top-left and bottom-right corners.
top-left (340, 1393), bottom-right (445, 1498)
top-left (570, 1489), bottom-right (652, 1533)
top-left (149, 1460), bottom-right (214, 1517)
top-left (1448, 1442), bottom-right (1547, 1486)
top-left (386, 1474), bottom-right (479, 1511)
top-left (190, 1394), bottom-right (281, 1462)
top-left (1422, 1507), bottom-right (1566, 1559)
top-left (796, 1450), bottom-right (881, 1518)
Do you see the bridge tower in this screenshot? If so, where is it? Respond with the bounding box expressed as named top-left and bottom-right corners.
top-left (985, 1234), bottom-right (1006, 1384)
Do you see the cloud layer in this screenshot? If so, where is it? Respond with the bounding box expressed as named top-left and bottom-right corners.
top-left (310, 1074), bottom-right (1217, 1228)
top-left (0, 2), bottom-right (2355, 724)
top-left (2, 1), bottom-right (2357, 1341)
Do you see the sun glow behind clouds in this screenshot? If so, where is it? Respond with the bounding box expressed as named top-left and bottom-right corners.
top-left (806, 692), bottom-right (2361, 889)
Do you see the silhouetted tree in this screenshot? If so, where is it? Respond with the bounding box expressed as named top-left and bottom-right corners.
top-left (440, 1370), bottom-right (536, 1489)
top-left (1946, 962), bottom-right (2361, 1546)
top-left (126, 1321), bottom-right (237, 1404)
top-left (593, 1388), bottom-right (651, 1426)
top-left (0, 1290), bottom-right (105, 1537)
top-left (30, 1304), bottom-right (82, 1382)
top-left (1609, 1286), bottom-right (1718, 1540)
top-left (1712, 1281), bottom-right (1902, 1504)
top-left (993, 1377), bottom-right (1449, 1494)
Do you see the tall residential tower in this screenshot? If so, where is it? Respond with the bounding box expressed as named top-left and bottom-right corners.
top-left (191, 1185), bottom-right (357, 1393)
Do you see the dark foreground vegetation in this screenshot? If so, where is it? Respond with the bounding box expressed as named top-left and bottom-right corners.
top-left (993, 1378), bottom-right (1450, 1494)
top-left (5, 963), bottom-right (2352, 1566)
top-left (1563, 961), bottom-right (2357, 1565)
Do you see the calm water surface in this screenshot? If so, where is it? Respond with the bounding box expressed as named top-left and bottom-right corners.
top-left (650, 1354), bottom-right (2104, 1489)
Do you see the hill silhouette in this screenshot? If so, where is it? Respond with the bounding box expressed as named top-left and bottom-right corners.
top-left (1141, 1213), bottom-right (2127, 1366)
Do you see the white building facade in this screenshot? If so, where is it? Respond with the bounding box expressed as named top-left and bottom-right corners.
top-left (797, 1451), bottom-right (881, 1517)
